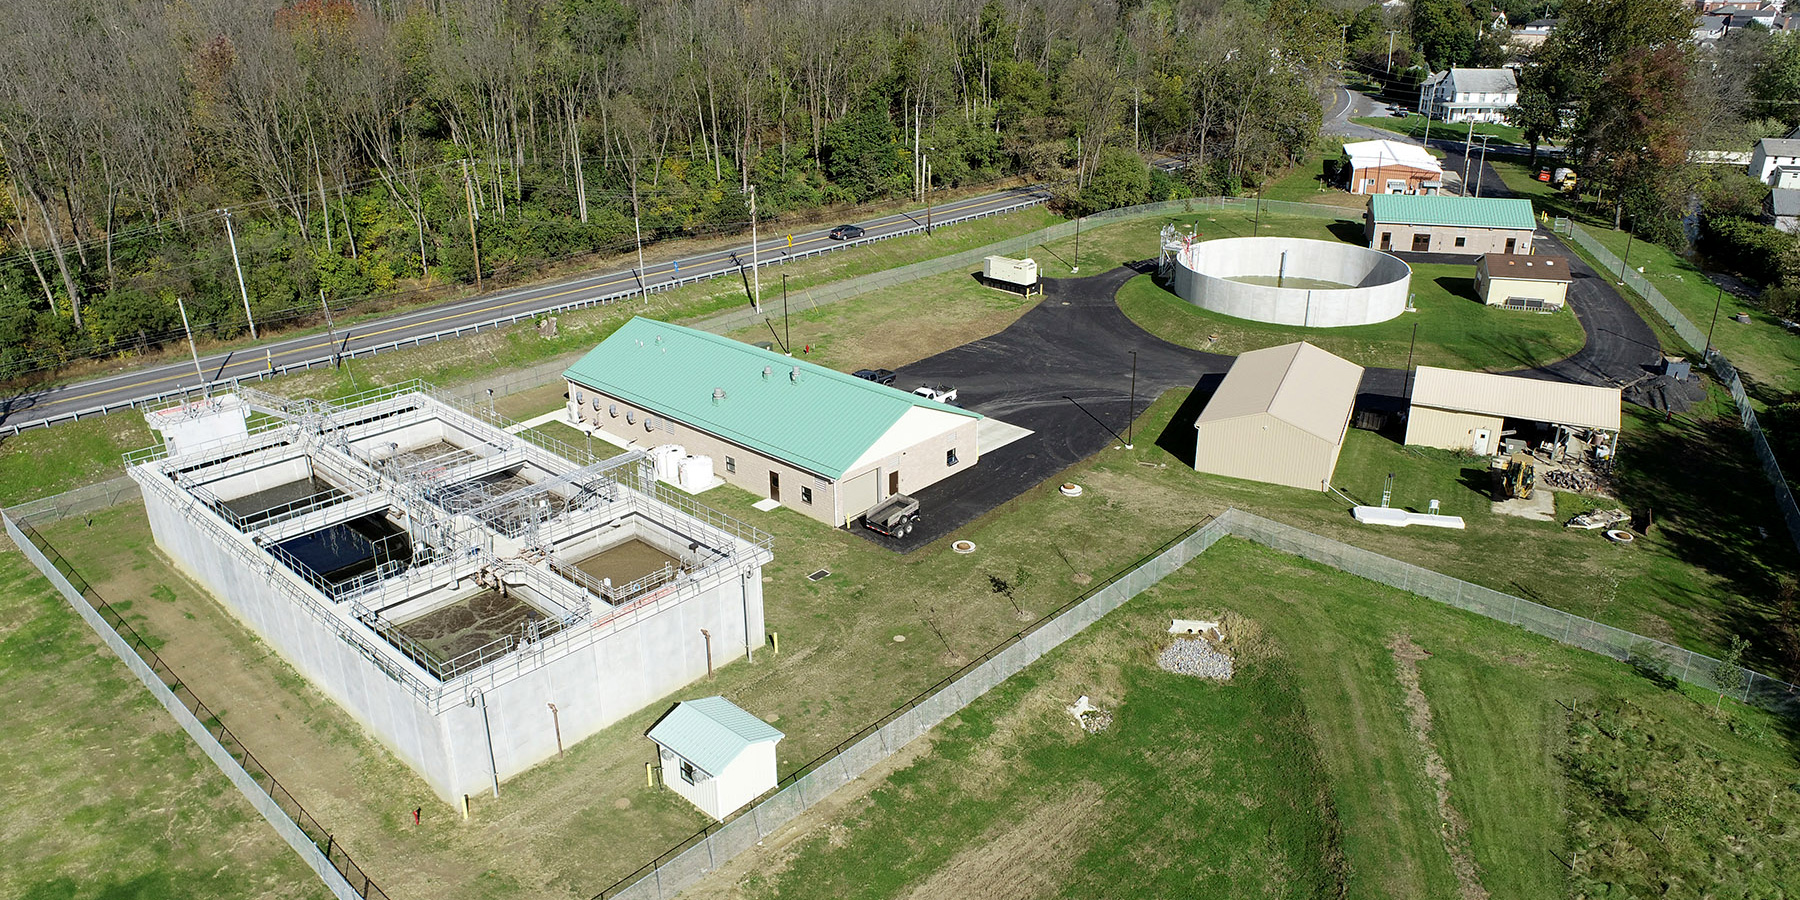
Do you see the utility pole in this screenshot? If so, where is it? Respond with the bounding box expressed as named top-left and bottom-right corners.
top-left (1072, 215), bottom-right (1081, 273)
top-left (924, 151), bottom-right (934, 236)
top-left (219, 208), bottom-right (257, 339)
top-left (1405, 322), bottom-right (1419, 398)
top-left (782, 273), bottom-right (791, 356)
top-left (749, 185), bottom-right (760, 311)
top-left (176, 295), bottom-right (205, 386)
top-left (461, 161), bottom-right (482, 292)
top-left (1462, 124), bottom-right (1477, 194)
top-left (1474, 135), bottom-right (1494, 197)
top-left (632, 181), bottom-right (647, 303)
top-left (1386, 30), bottom-right (1400, 72)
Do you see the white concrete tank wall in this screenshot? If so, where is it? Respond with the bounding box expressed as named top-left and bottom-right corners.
top-left (1171, 237), bottom-right (1412, 327)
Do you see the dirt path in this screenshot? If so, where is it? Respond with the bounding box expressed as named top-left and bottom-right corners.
top-left (1388, 635), bottom-right (1489, 900)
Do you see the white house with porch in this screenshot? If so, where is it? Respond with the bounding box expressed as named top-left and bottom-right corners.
top-left (648, 696), bottom-right (783, 821)
top-left (1419, 68), bottom-right (1519, 124)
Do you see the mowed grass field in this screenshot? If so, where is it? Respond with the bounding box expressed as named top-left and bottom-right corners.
top-left (698, 539), bottom-right (1800, 900)
top-left (0, 545), bottom-right (326, 900)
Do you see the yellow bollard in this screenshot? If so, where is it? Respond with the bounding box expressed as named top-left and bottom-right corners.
top-left (772, 632), bottom-right (779, 655)
top-left (646, 761), bottom-right (655, 788)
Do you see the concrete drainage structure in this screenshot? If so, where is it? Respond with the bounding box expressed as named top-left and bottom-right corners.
top-left (128, 382), bottom-right (771, 803)
top-left (1159, 234), bottom-right (1412, 327)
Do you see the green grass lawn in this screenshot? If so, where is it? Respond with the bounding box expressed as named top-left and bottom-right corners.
top-left (1115, 267), bottom-right (1587, 371)
top-left (0, 545), bottom-right (327, 900)
top-left (732, 539), bottom-right (1800, 900)
top-left (1352, 113), bottom-right (1526, 147)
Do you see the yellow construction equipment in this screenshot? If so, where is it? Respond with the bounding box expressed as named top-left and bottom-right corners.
top-left (1499, 452), bottom-right (1537, 500)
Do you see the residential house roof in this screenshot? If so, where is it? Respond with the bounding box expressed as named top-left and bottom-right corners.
top-left (1194, 342), bottom-right (1364, 445)
top-left (1770, 189), bottom-right (1800, 218)
top-left (1344, 140), bottom-right (1443, 175)
top-left (1368, 194), bottom-right (1537, 230)
top-left (1758, 138), bottom-right (1800, 157)
top-left (1411, 367), bottom-right (1622, 431)
top-left (647, 696), bottom-right (784, 778)
top-left (564, 317), bottom-right (980, 480)
top-left (1443, 68), bottom-right (1518, 95)
top-left (1480, 254), bottom-right (1571, 282)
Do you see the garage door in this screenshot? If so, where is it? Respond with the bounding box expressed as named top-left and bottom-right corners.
top-left (841, 470), bottom-right (879, 524)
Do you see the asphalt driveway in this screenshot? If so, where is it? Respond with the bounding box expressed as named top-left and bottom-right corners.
top-left (856, 264), bottom-right (1230, 550)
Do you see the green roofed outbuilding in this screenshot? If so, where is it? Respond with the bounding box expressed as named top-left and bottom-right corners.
top-left (648, 696), bottom-right (783, 821)
top-left (563, 317), bottom-right (982, 527)
top-left (1365, 194), bottom-right (1538, 256)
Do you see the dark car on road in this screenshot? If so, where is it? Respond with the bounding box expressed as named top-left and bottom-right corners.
top-left (853, 368), bottom-right (896, 385)
top-left (829, 224), bottom-right (866, 240)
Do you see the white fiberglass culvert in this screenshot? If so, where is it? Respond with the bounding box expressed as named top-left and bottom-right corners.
top-left (1166, 236), bottom-right (1412, 328)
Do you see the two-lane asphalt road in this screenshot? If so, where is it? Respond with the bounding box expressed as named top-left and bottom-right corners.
top-left (3, 185), bottom-right (1053, 433)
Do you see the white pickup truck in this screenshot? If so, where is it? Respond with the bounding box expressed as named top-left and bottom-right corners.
top-left (912, 384), bottom-right (958, 404)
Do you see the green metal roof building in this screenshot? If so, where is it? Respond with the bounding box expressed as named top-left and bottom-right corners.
top-left (1365, 195), bottom-right (1538, 256)
top-left (648, 696), bottom-right (783, 820)
top-left (564, 317), bottom-right (983, 526)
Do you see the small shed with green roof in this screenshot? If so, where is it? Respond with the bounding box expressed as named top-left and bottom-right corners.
top-left (1365, 194), bottom-right (1537, 256)
top-left (564, 317), bottom-right (983, 527)
top-left (648, 696), bottom-right (784, 820)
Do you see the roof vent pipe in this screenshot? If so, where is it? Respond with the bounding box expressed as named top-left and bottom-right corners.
top-left (763, 366), bottom-right (772, 379)
top-left (790, 366), bottom-right (801, 383)
top-left (713, 388), bottom-right (727, 404)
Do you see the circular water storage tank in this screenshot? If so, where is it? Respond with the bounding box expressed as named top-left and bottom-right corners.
top-left (1168, 237), bottom-right (1412, 328)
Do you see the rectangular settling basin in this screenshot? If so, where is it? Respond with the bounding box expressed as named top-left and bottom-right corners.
top-left (273, 513), bottom-right (412, 588)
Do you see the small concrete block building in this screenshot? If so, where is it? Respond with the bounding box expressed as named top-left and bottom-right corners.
top-left (1405, 367), bottom-right (1621, 456)
top-left (565, 318), bottom-right (982, 527)
top-left (1193, 342), bottom-right (1364, 491)
top-left (1367, 195), bottom-right (1537, 256)
top-left (1344, 140), bottom-right (1444, 196)
top-left (1475, 254), bottom-right (1572, 310)
top-left (648, 696), bottom-right (783, 821)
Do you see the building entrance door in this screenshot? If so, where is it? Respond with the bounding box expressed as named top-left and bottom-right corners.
top-left (769, 471), bottom-right (780, 502)
top-left (1412, 233), bottom-right (1431, 252)
top-left (1473, 429), bottom-right (1492, 455)
top-left (889, 471), bottom-right (900, 496)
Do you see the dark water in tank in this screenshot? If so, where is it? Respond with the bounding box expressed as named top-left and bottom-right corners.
top-left (274, 513), bottom-right (411, 586)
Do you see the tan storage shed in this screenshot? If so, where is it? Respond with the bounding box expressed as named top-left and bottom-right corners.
top-left (1405, 367), bottom-right (1621, 455)
top-left (1193, 342), bottom-right (1364, 491)
top-left (1475, 254), bottom-right (1571, 310)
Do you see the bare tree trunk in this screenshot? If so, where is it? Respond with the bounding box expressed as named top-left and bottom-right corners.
top-left (30, 185), bottom-right (82, 327)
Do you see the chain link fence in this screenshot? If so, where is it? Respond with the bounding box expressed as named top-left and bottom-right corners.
top-left (1565, 223), bottom-right (1800, 553)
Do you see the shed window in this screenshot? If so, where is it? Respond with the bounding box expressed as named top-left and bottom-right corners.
top-left (679, 760), bottom-right (696, 785)
top-left (725, 456), bottom-right (736, 474)
top-left (946, 448), bottom-right (959, 466)
top-left (800, 486), bottom-right (813, 505)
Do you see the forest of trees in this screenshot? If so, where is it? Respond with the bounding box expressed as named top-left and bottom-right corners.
top-left (0, 0), bottom-right (1339, 379)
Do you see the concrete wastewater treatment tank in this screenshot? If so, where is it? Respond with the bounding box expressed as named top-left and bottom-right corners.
top-left (1166, 236), bottom-right (1412, 327)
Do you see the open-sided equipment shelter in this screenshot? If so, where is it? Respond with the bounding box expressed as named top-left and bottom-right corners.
top-left (1405, 367), bottom-right (1621, 456)
top-left (1193, 342), bottom-right (1364, 491)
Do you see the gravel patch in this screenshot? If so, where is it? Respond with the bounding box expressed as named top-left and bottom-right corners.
top-left (1158, 638), bottom-right (1234, 680)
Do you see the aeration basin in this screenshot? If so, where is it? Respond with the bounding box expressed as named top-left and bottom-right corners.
top-left (1169, 237), bottom-right (1412, 327)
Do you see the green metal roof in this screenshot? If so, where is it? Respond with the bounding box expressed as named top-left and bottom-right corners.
top-left (1368, 194), bottom-right (1537, 230)
top-left (646, 696), bottom-right (784, 777)
top-left (563, 317), bottom-right (980, 479)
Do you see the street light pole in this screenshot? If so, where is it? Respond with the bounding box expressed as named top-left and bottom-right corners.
top-left (1705, 284), bottom-right (1725, 359)
top-left (782, 273), bottom-right (791, 356)
top-left (1618, 225), bottom-right (1636, 285)
top-left (220, 208), bottom-right (258, 339)
top-left (1125, 350), bottom-right (1138, 450)
top-left (176, 295), bottom-right (205, 386)
top-left (924, 152), bottom-right (934, 236)
top-left (1386, 30), bottom-right (1399, 72)
top-left (1474, 135), bottom-right (1494, 198)
top-left (632, 180), bottom-right (647, 303)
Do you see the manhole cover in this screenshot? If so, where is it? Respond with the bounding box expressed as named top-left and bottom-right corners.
top-left (807, 569), bottom-right (831, 581)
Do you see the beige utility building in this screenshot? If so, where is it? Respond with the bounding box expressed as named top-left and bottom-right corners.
top-left (1366, 195), bottom-right (1537, 255)
top-left (1193, 342), bottom-right (1364, 491)
top-left (564, 317), bottom-right (982, 527)
top-left (1475, 254), bottom-right (1572, 310)
top-left (1405, 367), bottom-right (1621, 456)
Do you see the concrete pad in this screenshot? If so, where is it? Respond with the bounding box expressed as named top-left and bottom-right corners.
top-left (751, 498), bottom-right (782, 512)
top-left (976, 417), bottom-right (1034, 454)
top-left (1491, 490), bottom-right (1555, 521)
top-left (504, 409), bottom-right (567, 434)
